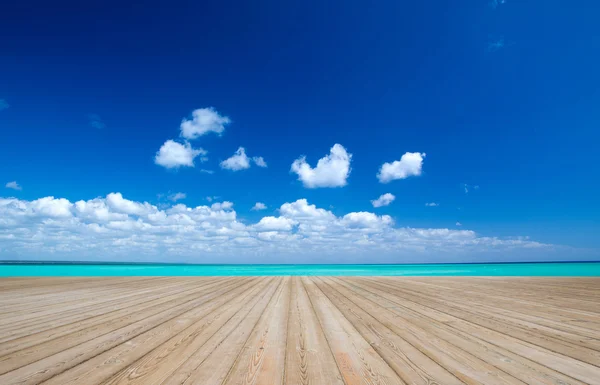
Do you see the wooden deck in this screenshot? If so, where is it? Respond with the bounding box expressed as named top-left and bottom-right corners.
top-left (0, 277), bottom-right (599, 385)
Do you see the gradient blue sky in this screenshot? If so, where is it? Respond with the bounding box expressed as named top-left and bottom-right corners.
top-left (1, 0), bottom-right (599, 263)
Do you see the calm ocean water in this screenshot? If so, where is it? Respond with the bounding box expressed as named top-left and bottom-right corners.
top-left (1, 262), bottom-right (599, 277)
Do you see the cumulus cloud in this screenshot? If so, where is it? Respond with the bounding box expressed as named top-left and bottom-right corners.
top-left (341, 212), bottom-right (394, 229)
top-left (211, 201), bottom-right (234, 211)
top-left (252, 156), bottom-right (267, 168)
top-left (220, 147), bottom-right (250, 170)
top-left (253, 216), bottom-right (297, 231)
top-left (5, 181), bottom-right (22, 191)
top-left (251, 202), bottom-right (267, 211)
top-left (371, 193), bottom-right (395, 208)
top-left (291, 144), bottom-right (352, 188)
top-left (0, 99), bottom-right (10, 111)
top-left (155, 140), bottom-right (207, 169)
top-left (425, 202), bottom-right (439, 207)
top-left (168, 192), bottom-right (186, 202)
top-left (0, 194), bottom-right (553, 262)
top-left (220, 147), bottom-right (266, 171)
top-left (377, 152), bottom-right (426, 183)
top-left (180, 107), bottom-right (231, 140)
top-left (456, 222), bottom-right (462, 227)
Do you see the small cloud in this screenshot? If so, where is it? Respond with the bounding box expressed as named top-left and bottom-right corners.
top-left (206, 196), bottom-right (220, 202)
top-left (221, 147), bottom-right (266, 171)
top-left (487, 38), bottom-right (505, 52)
top-left (221, 147), bottom-right (250, 171)
top-left (5, 181), bottom-right (22, 191)
top-left (199, 169), bottom-right (214, 174)
top-left (456, 222), bottom-right (462, 227)
top-left (463, 183), bottom-right (480, 194)
top-left (211, 201), bottom-right (234, 211)
top-left (0, 99), bottom-right (9, 111)
top-left (377, 152), bottom-right (426, 183)
top-left (291, 144), bottom-right (352, 188)
top-left (251, 202), bottom-right (267, 211)
top-left (425, 202), bottom-right (439, 207)
top-left (252, 156), bottom-right (267, 168)
top-left (155, 140), bottom-right (207, 169)
top-left (88, 114), bottom-right (105, 129)
top-left (180, 107), bottom-right (231, 140)
top-left (371, 193), bottom-right (395, 208)
top-left (168, 192), bottom-right (186, 202)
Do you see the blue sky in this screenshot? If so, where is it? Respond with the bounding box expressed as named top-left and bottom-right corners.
top-left (1, 0), bottom-right (599, 263)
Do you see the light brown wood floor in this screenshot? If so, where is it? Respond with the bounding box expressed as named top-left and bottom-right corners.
top-left (0, 276), bottom-right (599, 385)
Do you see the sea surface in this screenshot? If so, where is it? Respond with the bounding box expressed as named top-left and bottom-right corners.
top-left (1, 262), bottom-right (599, 277)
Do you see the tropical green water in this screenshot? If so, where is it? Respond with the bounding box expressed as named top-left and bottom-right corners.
top-left (1, 262), bottom-right (599, 277)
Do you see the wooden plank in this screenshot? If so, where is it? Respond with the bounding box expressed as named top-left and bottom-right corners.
top-left (0, 277), bottom-right (597, 385)
top-left (221, 276), bottom-right (291, 385)
top-left (357, 277), bottom-right (600, 366)
top-left (94, 277), bottom-right (275, 385)
top-left (316, 277), bottom-right (518, 385)
top-left (0, 278), bottom-right (245, 373)
top-left (0, 277), bottom-right (231, 343)
top-left (333, 277), bottom-right (588, 385)
top-left (283, 276), bottom-right (344, 385)
top-left (164, 277), bottom-right (285, 384)
top-left (348, 277), bottom-right (600, 384)
top-left (0, 278), bottom-right (259, 385)
top-left (301, 277), bottom-right (405, 385)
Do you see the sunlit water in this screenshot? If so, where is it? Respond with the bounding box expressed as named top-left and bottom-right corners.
top-left (1, 262), bottom-right (599, 276)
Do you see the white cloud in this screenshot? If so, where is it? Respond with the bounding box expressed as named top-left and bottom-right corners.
top-left (211, 201), bottom-right (234, 211)
top-left (29, 197), bottom-right (73, 218)
top-left (291, 144), bottom-right (352, 188)
top-left (253, 216), bottom-right (297, 231)
top-left (425, 202), bottom-right (439, 207)
top-left (5, 181), bottom-right (22, 191)
top-left (279, 199), bottom-right (335, 221)
top-left (251, 202), bottom-right (267, 211)
top-left (180, 107), bottom-right (230, 140)
top-left (456, 222), bottom-right (462, 227)
top-left (220, 147), bottom-right (250, 171)
top-left (155, 140), bottom-right (207, 169)
top-left (341, 212), bottom-right (394, 229)
top-left (220, 147), bottom-right (266, 171)
top-left (0, 194), bottom-right (555, 263)
top-left (371, 193), bottom-right (395, 208)
top-left (168, 192), bottom-right (186, 202)
top-left (252, 156), bottom-right (267, 168)
top-left (200, 169), bottom-right (214, 174)
top-left (106, 192), bottom-right (150, 216)
top-left (377, 152), bottom-right (426, 183)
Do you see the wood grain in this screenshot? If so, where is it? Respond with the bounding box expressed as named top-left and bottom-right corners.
top-left (0, 276), bottom-right (597, 385)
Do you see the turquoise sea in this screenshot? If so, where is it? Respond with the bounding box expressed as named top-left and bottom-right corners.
top-left (1, 262), bottom-right (599, 277)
